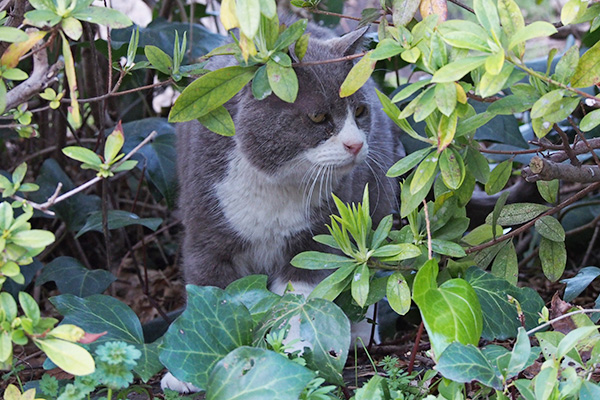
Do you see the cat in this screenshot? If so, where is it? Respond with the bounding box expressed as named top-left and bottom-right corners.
top-left (161, 22), bottom-right (402, 393)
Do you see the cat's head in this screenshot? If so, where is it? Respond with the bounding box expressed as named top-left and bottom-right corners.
top-left (233, 28), bottom-right (375, 185)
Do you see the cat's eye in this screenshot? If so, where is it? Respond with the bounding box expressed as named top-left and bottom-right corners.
top-left (355, 105), bottom-right (366, 118)
top-left (308, 113), bottom-right (328, 123)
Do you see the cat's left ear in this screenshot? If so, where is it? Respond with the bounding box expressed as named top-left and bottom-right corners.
top-left (332, 26), bottom-right (369, 56)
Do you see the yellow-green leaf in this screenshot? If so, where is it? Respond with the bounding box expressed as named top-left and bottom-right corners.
top-left (561, 0), bottom-right (588, 26)
top-left (236, 0), bottom-right (260, 39)
top-left (431, 56), bottom-right (487, 83)
top-left (198, 106), bottom-right (235, 136)
top-left (571, 39), bottom-right (600, 88)
top-left (339, 51), bottom-right (375, 98)
top-left (508, 22), bottom-right (557, 51)
top-left (267, 60), bottom-right (298, 103)
top-left (35, 338), bottom-right (95, 375)
top-left (0, 30), bottom-right (47, 68)
top-left (220, 0), bottom-right (239, 30)
top-left (104, 123), bottom-right (124, 164)
top-left (498, 0), bottom-right (525, 57)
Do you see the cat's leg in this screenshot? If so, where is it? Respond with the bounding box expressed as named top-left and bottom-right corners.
top-left (160, 372), bottom-right (201, 393)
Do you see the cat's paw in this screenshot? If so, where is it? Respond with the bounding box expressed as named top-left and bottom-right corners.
top-left (160, 372), bottom-right (201, 394)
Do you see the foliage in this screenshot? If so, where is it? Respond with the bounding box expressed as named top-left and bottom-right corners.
top-left (1, 0), bottom-right (600, 398)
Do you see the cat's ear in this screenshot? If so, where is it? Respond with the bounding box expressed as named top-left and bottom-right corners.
top-left (331, 26), bottom-right (369, 56)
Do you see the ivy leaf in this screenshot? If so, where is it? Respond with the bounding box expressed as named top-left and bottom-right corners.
top-left (436, 342), bottom-right (503, 390)
top-left (160, 286), bottom-right (253, 390)
top-left (206, 347), bottom-right (314, 400)
top-left (412, 260), bottom-right (483, 358)
top-left (37, 256), bottom-right (115, 297)
top-left (76, 210), bottom-right (162, 238)
top-left (561, 267), bottom-right (600, 302)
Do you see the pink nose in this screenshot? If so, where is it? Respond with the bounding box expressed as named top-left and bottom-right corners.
top-left (344, 142), bottom-right (363, 156)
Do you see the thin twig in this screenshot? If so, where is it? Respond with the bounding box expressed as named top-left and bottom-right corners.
top-left (553, 124), bottom-right (580, 166)
top-left (422, 199), bottom-right (432, 260)
top-left (448, 0), bottom-right (474, 14)
top-left (527, 309), bottom-right (600, 336)
top-left (60, 79), bottom-right (174, 104)
top-left (466, 182), bottom-right (600, 254)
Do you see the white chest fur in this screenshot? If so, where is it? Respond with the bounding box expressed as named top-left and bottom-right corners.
top-left (215, 151), bottom-right (313, 273)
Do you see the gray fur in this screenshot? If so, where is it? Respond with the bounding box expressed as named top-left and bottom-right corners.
top-left (177, 25), bottom-right (402, 290)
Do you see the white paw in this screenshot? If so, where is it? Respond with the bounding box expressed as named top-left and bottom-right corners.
top-left (160, 372), bottom-right (201, 394)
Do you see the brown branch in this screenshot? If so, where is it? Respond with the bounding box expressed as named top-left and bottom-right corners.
top-left (467, 91), bottom-right (502, 103)
top-left (465, 182), bottom-right (600, 254)
top-left (60, 79), bottom-right (174, 104)
top-left (523, 156), bottom-right (600, 183)
top-left (5, 45), bottom-right (64, 111)
top-left (479, 147), bottom-right (542, 155)
top-left (553, 124), bottom-right (580, 166)
top-left (448, 0), bottom-right (475, 13)
top-left (309, 8), bottom-right (362, 22)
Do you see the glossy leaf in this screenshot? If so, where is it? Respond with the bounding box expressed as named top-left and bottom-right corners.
top-left (387, 147), bottom-right (433, 177)
top-left (37, 257), bottom-right (115, 297)
top-left (508, 21), bottom-right (557, 51)
top-left (251, 65), bottom-right (271, 100)
top-left (432, 56), bottom-right (488, 83)
top-left (144, 45), bottom-right (173, 75)
top-left (410, 153), bottom-right (439, 194)
top-left (72, 6), bottom-right (132, 29)
top-left (62, 146), bottom-right (101, 167)
top-left (580, 108), bottom-right (600, 132)
top-left (439, 147), bottom-right (464, 190)
top-left (561, 267), bottom-right (600, 302)
top-left (291, 252), bottom-right (355, 270)
top-left (206, 347), bottom-right (314, 400)
top-left (387, 271), bottom-right (411, 315)
top-left (413, 260), bottom-right (483, 358)
top-left (466, 267), bottom-right (544, 339)
top-left (34, 338), bottom-right (95, 376)
top-left (435, 82), bottom-right (457, 116)
top-left (561, 0), bottom-right (588, 26)
top-left (436, 342), bottom-right (503, 390)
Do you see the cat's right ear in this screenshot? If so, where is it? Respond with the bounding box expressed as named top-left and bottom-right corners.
top-left (331, 26), bottom-right (369, 56)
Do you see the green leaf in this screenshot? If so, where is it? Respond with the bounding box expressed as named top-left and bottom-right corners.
top-left (554, 45), bottom-right (580, 84)
top-left (72, 6), bottom-right (132, 29)
top-left (206, 347), bottom-right (314, 400)
top-left (0, 292), bottom-right (17, 321)
top-left (169, 66), bottom-right (257, 122)
top-left (391, 79), bottom-right (431, 103)
top-left (430, 239), bottom-right (466, 257)
top-left (539, 237), bottom-right (566, 282)
top-left (392, 0), bottom-right (421, 27)
top-left (251, 65), bottom-right (272, 100)
top-left (2, 68), bottom-right (28, 81)
top-left (436, 342), bottom-right (503, 390)
top-left (432, 56), bottom-right (488, 83)
top-left (351, 263), bottom-right (370, 307)
top-left (160, 286), bottom-right (253, 390)
top-left (535, 216), bottom-right (565, 242)
top-left (76, 210), bottom-right (162, 238)
top-left (144, 45), bottom-right (173, 75)
top-left (62, 146), bottom-right (102, 167)
top-left (465, 267), bottom-right (544, 340)
top-left (225, 275), bottom-right (280, 323)
top-left (376, 89), bottom-right (429, 143)
top-left (435, 82), bottom-right (457, 116)
top-left (24, 10), bottom-right (61, 27)
top-left (491, 240), bottom-right (518, 285)
top-left (533, 365), bottom-right (558, 400)
top-left (198, 106), bottom-right (235, 136)
top-left (253, 295), bottom-right (350, 384)
top-left (465, 147), bottom-right (490, 184)
top-left (508, 21), bottom-right (557, 51)
top-left (290, 251), bottom-right (355, 270)
top-left (413, 86), bottom-right (437, 122)
top-left (536, 180), bottom-right (558, 204)
top-left (581, 381), bottom-right (600, 399)
top-left (50, 293), bottom-right (161, 380)
top-left (274, 19), bottom-right (308, 51)
top-left (401, 168), bottom-right (435, 218)
top-left (561, 0), bottom-right (588, 26)
top-left (386, 271), bottom-right (411, 315)
top-left (439, 147), bottom-right (465, 190)
top-left (11, 229), bottom-right (55, 249)
top-left (371, 38), bottom-right (404, 60)
top-left (580, 108), bottom-right (600, 131)
top-left (61, 16), bottom-right (83, 41)
top-left (556, 326), bottom-right (600, 360)
top-left (309, 264), bottom-right (355, 301)
top-left (413, 260), bottom-right (483, 358)
top-left (266, 60), bottom-right (298, 103)
top-left (34, 338), bottom-right (95, 376)
top-left (484, 158), bottom-right (512, 195)
top-left (104, 125), bottom-right (124, 164)
top-left (473, 0), bottom-right (501, 39)
top-left (0, 80), bottom-right (5, 114)
top-left (339, 51), bottom-right (376, 98)
top-left (19, 291), bottom-right (40, 324)
top-left (0, 27), bottom-right (29, 43)
top-left (11, 163), bottom-right (27, 186)
top-left (438, 21), bottom-right (491, 52)
top-left (236, 0), bottom-right (260, 38)
top-left (478, 63), bottom-right (514, 98)
top-left (37, 256), bottom-right (115, 297)
top-left (410, 153), bottom-right (439, 194)
top-left (294, 33), bottom-right (310, 61)
top-left (561, 266), bottom-right (600, 302)
top-left (485, 203), bottom-right (550, 225)
top-left (498, 0), bottom-right (525, 57)
top-left (386, 147), bottom-right (433, 177)
top-left (487, 94), bottom-right (537, 116)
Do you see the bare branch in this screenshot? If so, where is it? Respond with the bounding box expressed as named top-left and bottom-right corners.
top-left (5, 44), bottom-right (63, 111)
top-left (523, 156), bottom-right (600, 183)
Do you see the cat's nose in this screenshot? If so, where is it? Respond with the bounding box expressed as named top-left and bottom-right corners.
top-left (344, 141), bottom-right (364, 156)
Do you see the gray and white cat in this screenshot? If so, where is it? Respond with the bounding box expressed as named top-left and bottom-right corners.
top-left (162, 23), bottom-right (402, 393)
